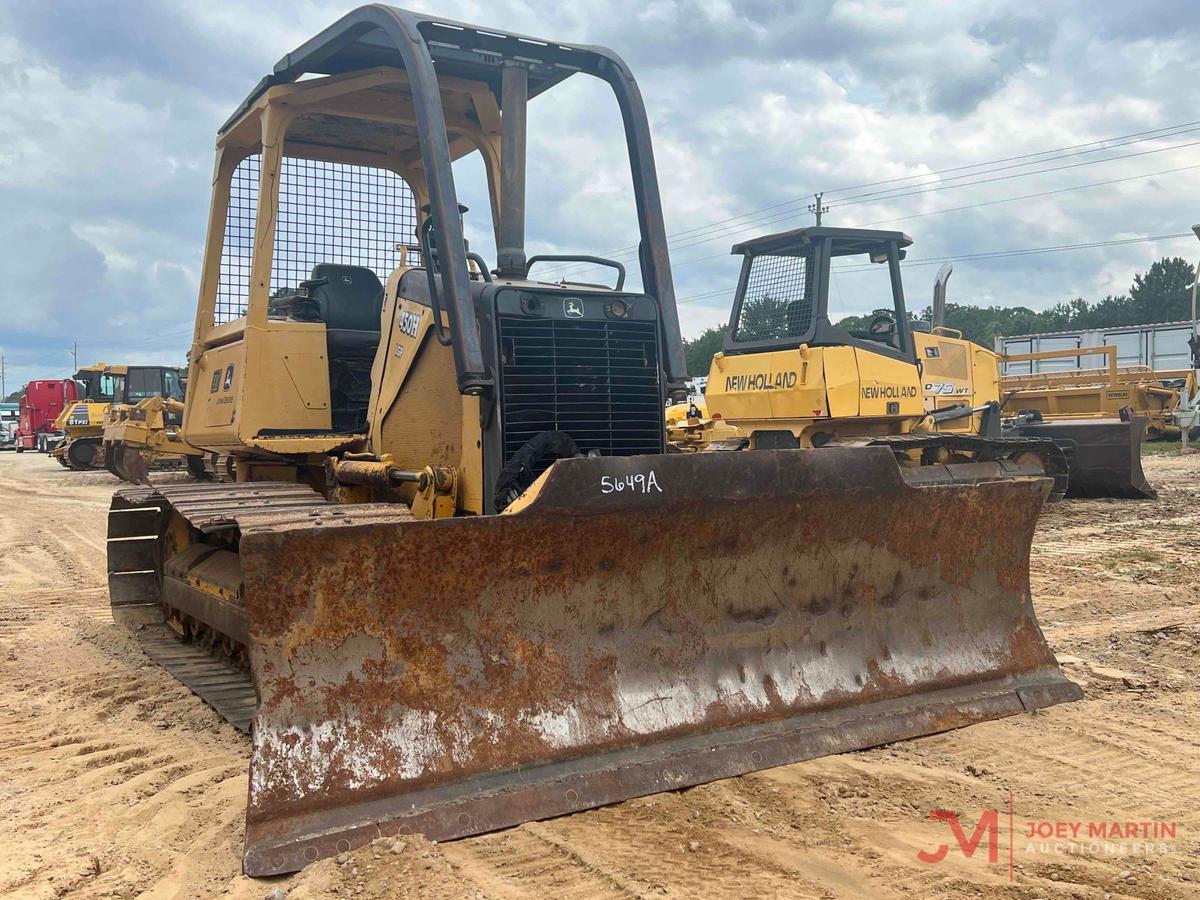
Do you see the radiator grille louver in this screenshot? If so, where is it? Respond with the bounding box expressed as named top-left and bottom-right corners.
top-left (498, 316), bottom-right (663, 466)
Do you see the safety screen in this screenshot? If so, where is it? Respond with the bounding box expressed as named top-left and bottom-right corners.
top-left (215, 154), bottom-right (261, 325)
top-left (733, 251), bottom-right (815, 342)
top-left (214, 155), bottom-right (418, 325)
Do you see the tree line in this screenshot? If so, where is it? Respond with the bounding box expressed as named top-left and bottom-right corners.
top-left (684, 256), bottom-right (1197, 377)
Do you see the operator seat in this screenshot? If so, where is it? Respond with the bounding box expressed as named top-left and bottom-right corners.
top-left (305, 264), bottom-right (384, 432)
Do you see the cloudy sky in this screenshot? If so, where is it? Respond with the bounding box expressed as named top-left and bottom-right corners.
top-left (2, 0), bottom-right (1199, 390)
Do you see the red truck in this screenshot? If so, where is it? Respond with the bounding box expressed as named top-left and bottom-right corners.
top-left (15, 379), bottom-right (80, 452)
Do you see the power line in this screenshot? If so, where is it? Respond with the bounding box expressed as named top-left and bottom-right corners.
top-left (827, 138), bottom-right (1200, 209)
top-left (813, 120), bottom-right (1200, 199)
top-left (661, 164), bottom-right (1200, 283)
top-left (535, 119), bottom-right (1200, 278)
top-left (855, 162), bottom-right (1200, 228)
top-left (76, 326), bottom-right (193, 350)
top-left (686, 123), bottom-right (1200, 243)
top-left (644, 136), bottom-right (1200, 264)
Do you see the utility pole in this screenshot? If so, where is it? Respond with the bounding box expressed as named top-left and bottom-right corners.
top-left (1181, 224), bottom-right (1200, 451)
top-left (1, 354), bottom-right (5, 401)
top-left (70, 341), bottom-right (77, 373)
top-left (808, 192), bottom-right (829, 226)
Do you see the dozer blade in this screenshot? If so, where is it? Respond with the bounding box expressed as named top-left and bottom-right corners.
top-left (238, 447), bottom-right (1080, 876)
top-left (107, 442), bottom-right (152, 485)
top-left (1013, 415), bottom-right (1155, 499)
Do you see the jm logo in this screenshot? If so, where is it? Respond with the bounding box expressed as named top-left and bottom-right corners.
top-left (564, 298), bottom-right (584, 318)
top-left (917, 809), bottom-right (1000, 865)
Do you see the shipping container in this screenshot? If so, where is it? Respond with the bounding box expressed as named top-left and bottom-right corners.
top-left (995, 320), bottom-right (1196, 374)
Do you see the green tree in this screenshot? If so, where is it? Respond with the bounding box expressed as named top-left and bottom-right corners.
top-left (1128, 257), bottom-right (1195, 324)
top-left (683, 325), bottom-right (727, 378)
top-left (735, 293), bottom-right (790, 341)
top-left (3, 387), bottom-right (24, 403)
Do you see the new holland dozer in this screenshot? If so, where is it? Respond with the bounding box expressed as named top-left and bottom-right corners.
top-left (703, 235), bottom-right (1153, 499)
top-left (106, 7), bottom-right (1079, 877)
top-left (703, 229), bottom-right (1071, 490)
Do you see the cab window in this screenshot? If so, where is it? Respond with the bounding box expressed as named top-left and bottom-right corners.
top-left (731, 249), bottom-right (816, 343)
top-left (163, 369), bottom-right (184, 401)
top-left (126, 368), bottom-right (163, 400)
top-left (97, 374), bottom-right (124, 402)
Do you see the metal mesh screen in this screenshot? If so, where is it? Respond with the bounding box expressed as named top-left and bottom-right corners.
top-left (213, 155), bottom-right (418, 326)
top-left (215, 154), bottom-right (261, 325)
top-left (733, 252), bottom-right (814, 342)
top-left (273, 157), bottom-right (417, 297)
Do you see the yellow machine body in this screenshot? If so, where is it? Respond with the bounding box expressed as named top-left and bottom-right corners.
top-left (1000, 347), bottom-right (1192, 440)
top-left (52, 364), bottom-right (128, 470)
top-left (706, 330), bottom-right (1000, 445)
top-left (102, 396), bottom-right (207, 483)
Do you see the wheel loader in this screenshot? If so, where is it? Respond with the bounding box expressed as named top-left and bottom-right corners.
top-left (703, 231), bottom-right (1153, 498)
top-left (106, 6), bottom-right (1079, 877)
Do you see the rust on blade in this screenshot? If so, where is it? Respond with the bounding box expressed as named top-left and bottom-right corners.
top-left (237, 447), bottom-right (1080, 876)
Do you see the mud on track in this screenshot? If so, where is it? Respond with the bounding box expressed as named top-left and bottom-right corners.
top-left (1, 449), bottom-right (1198, 898)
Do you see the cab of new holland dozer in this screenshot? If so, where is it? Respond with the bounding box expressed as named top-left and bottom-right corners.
top-left (706, 226), bottom-right (998, 443)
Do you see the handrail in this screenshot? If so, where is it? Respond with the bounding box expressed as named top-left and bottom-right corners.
top-left (1001, 345), bottom-right (1118, 387)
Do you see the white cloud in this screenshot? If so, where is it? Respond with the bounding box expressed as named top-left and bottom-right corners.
top-left (1, 0), bottom-right (1198, 392)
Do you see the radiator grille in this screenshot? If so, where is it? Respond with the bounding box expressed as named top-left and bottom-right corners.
top-left (498, 316), bottom-right (663, 466)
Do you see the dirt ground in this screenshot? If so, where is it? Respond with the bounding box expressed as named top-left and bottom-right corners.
top-left (1, 450), bottom-right (1198, 899)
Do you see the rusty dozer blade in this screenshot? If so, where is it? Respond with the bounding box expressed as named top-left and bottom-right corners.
top-left (105, 441), bottom-right (152, 485)
top-left (239, 447), bottom-right (1080, 876)
top-left (1012, 414), bottom-right (1155, 499)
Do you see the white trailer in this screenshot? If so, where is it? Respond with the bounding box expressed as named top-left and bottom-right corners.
top-left (995, 320), bottom-right (1194, 375)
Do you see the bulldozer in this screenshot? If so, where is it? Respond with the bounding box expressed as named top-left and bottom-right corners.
top-left (664, 397), bottom-right (744, 450)
top-left (50, 364), bottom-right (127, 468)
top-left (54, 364), bottom-right (186, 471)
top-left (106, 7), bottom-right (1079, 877)
top-left (101, 393), bottom-right (210, 483)
top-left (703, 230), bottom-right (1153, 499)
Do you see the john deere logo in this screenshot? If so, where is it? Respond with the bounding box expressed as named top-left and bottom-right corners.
top-left (564, 298), bottom-right (584, 318)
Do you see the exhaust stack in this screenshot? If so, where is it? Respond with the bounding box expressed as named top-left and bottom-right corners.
top-left (932, 263), bottom-right (952, 329)
top-left (497, 62), bottom-right (528, 278)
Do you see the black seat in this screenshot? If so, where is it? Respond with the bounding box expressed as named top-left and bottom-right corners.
top-left (307, 263), bottom-right (384, 330)
top-left (305, 264), bottom-right (383, 432)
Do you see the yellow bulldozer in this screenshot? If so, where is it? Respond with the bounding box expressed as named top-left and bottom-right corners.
top-left (50, 363), bottom-right (127, 469)
top-left (53, 363), bottom-right (188, 471)
top-left (102, 393), bottom-right (211, 483)
top-left (106, 7), bottom-right (1078, 877)
top-left (702, 232), bottom-right (1154, 498)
